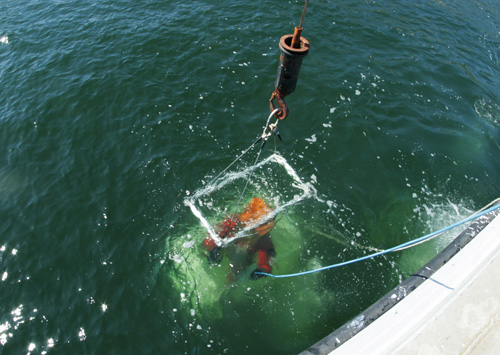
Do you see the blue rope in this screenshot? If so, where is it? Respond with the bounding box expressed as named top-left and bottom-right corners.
top-left (257, 203), bottom-right (500, 279)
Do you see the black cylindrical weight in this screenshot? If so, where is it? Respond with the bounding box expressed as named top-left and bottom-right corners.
top-left (275, 34), bottom-right (310, 97)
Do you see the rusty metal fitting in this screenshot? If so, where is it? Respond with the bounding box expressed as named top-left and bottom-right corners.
top-left (269, 90), bottom-right (289, 120)
top-left (275, 34), bottom-right (310, 98)
top-left (291, 26), bottom-right (303, 49)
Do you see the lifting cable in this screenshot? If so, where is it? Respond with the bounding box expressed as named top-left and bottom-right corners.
top-left (215, 0), bottom-right (311, 239)
top-left (255, 199), bottom-right (500, 279)
top-left (220, 109), bottom-right (280, 238)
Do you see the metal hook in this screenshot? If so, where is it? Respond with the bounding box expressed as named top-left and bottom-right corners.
top-left (269, 90), bottom-right (289, 120)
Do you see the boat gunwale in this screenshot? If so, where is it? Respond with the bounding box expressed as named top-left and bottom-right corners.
top-left (301, 208), bottom-right (500, 354)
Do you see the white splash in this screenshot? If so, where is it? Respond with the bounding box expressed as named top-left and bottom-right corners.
top-left (78, 327), bottom-right (86, 341)
top-left (184, 152), bottom-right (321, 247)
top-left (0, 36), bottom-right (8, 44)
top-left (305, 134), bottom-right (317, 143)
top-left (0, 321), bottom-right (11, 345)
top-left (182, 240), bottom-right (196, 249)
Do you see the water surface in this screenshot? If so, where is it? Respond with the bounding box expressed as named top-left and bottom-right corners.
top-left (1, 0), bottom-right (500, 353)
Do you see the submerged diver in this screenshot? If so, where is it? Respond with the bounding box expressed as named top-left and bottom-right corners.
top-left (202, 197), bottom-right (276, 280)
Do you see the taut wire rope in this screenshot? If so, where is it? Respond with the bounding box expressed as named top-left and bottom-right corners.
top-left (219, 109), bottom-right (280, 237)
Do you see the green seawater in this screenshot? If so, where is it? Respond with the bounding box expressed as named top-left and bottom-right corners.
top-left (1, 0), bottom-right (500, 354)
